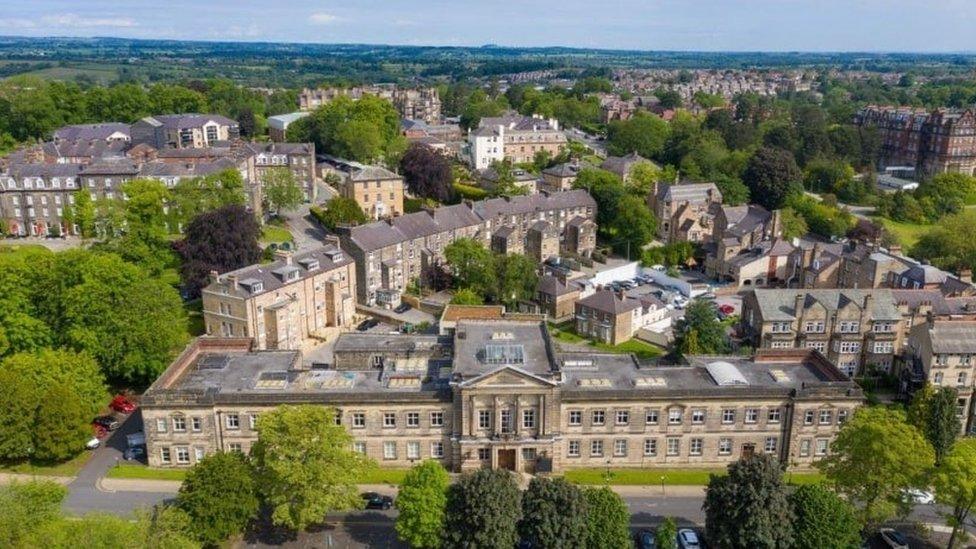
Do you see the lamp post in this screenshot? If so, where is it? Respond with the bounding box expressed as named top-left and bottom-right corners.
top-left (604, 458), bottom-right (612, 484)
top-left (660, 475), bottom-right (666, 496)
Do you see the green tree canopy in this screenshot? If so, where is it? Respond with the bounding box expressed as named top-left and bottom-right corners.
top-left (608, 194), bottom-right (657, 258)
top-left (743, 146), bottom-right (803, 210)
top-left (673, 300), bottom-right (729, 356)
top-left (656, 517), bottom-right (678, 549)
top-left (312, 196), bottom-right (368, 230)
top-left (252, 405), bottom-right (370, 532)
top-left (170, 169), bottom-right (246, 226)
top-left (450, 288), bottom-right (484, 306)
top-left (0, 480), bottom-right (68, 548)
top-left (583, 486), bottom-right (631, 549)
top-left (444, 238), bottom-right (496, 298)
top-left (819, 406), bottom-right (935, 527)
top-left (32, 384), bottom-right (92, 461)
top-left (606, 112), bottom-right (670, 159)
top-left (493, 254), bottom-right (538, 308)
top-left (443, 469), bottom-right (522, 549)
top-left (177, 451), bottom-right (259, 546)
top-left (703, 455), bottom-right (794, 548)
top-left (933, 438), bottom-right (976, 549)
top-left (908, 385), bottom-right (961, 465)
top-left (395, 460), bottom-right (450, 549)
top-left (789, 483), bottom-right (861, 549)
top-left (518, 477), bottom-right (588, 549)
top-left (262, 167), bottom-right (305, 214)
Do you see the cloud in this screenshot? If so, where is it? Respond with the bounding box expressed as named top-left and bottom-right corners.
top-left (40, 14), bottom-right (138, 28)
top-left (0, 18), bottom-right (37, 29)
top-left (309, 12), bottom-right (340, 25)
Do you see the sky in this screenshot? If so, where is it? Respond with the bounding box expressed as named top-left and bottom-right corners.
top-left (1, 0), bottom-right (976, 53)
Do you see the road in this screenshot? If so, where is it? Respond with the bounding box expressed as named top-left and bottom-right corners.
top-left (564, 128), bottom-right (607, 158)
top-left (804, 191), bottom-right (875, 220)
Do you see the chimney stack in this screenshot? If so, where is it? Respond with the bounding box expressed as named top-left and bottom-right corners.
top-left (274, 249), bottom-right (293, 265)
top-left (227, 274), bottom-right (240, 290)
top-left (959, 268), bottom-right (973, 284)
top-left (793, 293), bottom-right (805, 318)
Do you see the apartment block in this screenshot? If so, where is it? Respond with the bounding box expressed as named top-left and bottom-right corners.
top-left (141, 322), bottom-right (862, 472)
top-left (299, 85), bottom-right (441, 124)
top-left (907, 319), bottom-right (976, 434)
top-left (202, 243), bottom-right (356, 350)
top-left (855, 106), bottom-right (976, 176)
top-left (468, 114), bottom-right (566, 170)
top-left (130, 114), bottom-right (240, 150)
top-left (575, 289), bottom-right (667, 345)
top-left (320, 156), bottom-right (404, 219)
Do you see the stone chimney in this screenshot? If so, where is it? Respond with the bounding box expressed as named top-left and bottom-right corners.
top-left (794, 293), bottom-right (805, 319)
top-left (274, 249), bottom-right (293, 265)
top-left (227, 274), bottom-right (239, 290)
top-left (208, 270), bottom-right (220, 284)
top-left (959, 268), bottom-right (973, 284)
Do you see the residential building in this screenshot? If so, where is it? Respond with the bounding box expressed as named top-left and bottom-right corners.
top-left (242, 142), bottom-right (317, 205)
top-left (855, 106), bottom-right (976, 176)
top-left (541, 163), bottom-right (580, 192)
top-left (337, 190), bottom-right (597, 307)
top-left (320, 156), bottom-right (404, 219)
top-left (742, 289), bottom-right (905, 376)
top-left (575, 289), bottom-right (667, 345)
top-left (907, 319), bottom-right (976, 434)
top-left (53, 123), bottom-right (130, 144)
top-left (267, 112), bottom-right (310, 142)
top-left (599, 152), bottom-right (658, 184)
top-left (536, 275), bottom-right (583, 321)
top-left (468, 114), bottom-right (566, 170)
top-left (649, 181), bottom-right (722, 243)
top-left (130, 114), bottom-right (240, 150)
top-left (201, 243), bottom-right (356, 351)
top-left (299, 85), bottom-right (441, 124)
top-left (703, 205), bottom-right (784, 286)
top-left (141, 324), bottom-right (862, 471)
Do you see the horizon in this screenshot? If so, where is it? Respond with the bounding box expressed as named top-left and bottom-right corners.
top-left (3, 1), bottom-right (976, 54)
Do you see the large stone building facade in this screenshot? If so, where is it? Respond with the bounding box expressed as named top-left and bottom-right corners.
top-left (299, 85), bottom-right (441, 124)
top-left (142, 321), bottom-right (862, 472)
top-left (201, 242), bottom-right (357, 351)
top-left (319, 156), bottom-right (404, 219)
top-left (855, 106), bottom-right (976, 176)
top-left (468, 115), bottom-right (567, 170)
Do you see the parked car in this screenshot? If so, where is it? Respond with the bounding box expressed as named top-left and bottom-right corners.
top-left (361, 492), bottom-right (394, 510)
top-left (394, 303), bottom-right (411, 314)
top-left (718, 304), bottom-right (735, 315)
top-left (124, 445), bottom-right (146, 461)
top-left (879, 528), bottom-right (909, 549)
top-left (677, 529), bottom-right (700, 549)
top-left (698, 292), bottom-right (717, 300)
top-left (650, 264), bottom-right (666, 271)
top-left (903, 488), bottom-right (934, 504)
top-left (110, 395), bottom-right (136, 414)
top-left (92, 415), bottom-right (120, 431)
top-left (634, 529), bottom-right (657, 549)
top-left (356, 319), bottom-right (379, 332)
top-left (86, 437), bottom-right (101, 450)
top-left (93, 425), bottom-right (108, 440)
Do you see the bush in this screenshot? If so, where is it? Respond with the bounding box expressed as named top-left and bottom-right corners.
top-left (453, 182), bottom-right (489, 201)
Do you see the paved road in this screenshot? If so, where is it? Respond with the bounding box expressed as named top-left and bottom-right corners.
top-left (63, 411), bottom-right (173, 516)
top-left (564, 128), bottom-right (607, 158)
top-left (804, 191), bottom-right (875, 220)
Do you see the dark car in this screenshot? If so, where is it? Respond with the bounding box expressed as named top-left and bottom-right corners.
top-left (634, 529), bottom-right (657, 549)
top-left (394, 303), bottom-right (411, 314)
top-left (361, 492), bottom-right (394, 510)
top-left (356, 319), bottom-right (379, 332)
top-left (124, 445), bottom-right (146, 461)
top-left (92, 415), bottom-right (120, 431)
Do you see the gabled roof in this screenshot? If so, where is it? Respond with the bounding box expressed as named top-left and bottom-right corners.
top-left (922, 321), bottom-right (976, 354)
top-left (538, 275), bottom-right (579, 297)
top-left (751, 289), bottom-right (902, 321)
top-left (577, 289), bottom-right (641, 315)
top-left (658, 182), bottom-right (721, 204)
top-left (138, 113), bottom-right (238, 129)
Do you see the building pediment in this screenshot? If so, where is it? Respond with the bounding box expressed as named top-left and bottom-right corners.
top-left (458, 366), bottom-right (557, 389)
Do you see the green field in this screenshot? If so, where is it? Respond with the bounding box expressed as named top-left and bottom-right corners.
top-left (106, 464), bottom-right (187, 481)
top-left (874, 217), bottom-right (930, 249)
top-left (0, 453), bottom-right (92, 477)
top-left (261, 225), bottom-right (294, 244)
top-left (549, 325), bottom-right (663, 359)
top-left (563, 468), bottom-right (824, 486)
top-left (359, 468), bottom-right (410, 485)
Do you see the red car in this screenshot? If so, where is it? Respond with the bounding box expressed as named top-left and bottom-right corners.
top-left (718, 304), bottom-right (735, 315)
top-left (92, 424), bottom-right (109, 440)
top-left (110, 395), bottom-right (136, 414)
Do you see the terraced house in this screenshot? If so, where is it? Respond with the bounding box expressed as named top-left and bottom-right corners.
top-left (338, 190), bottom-right (597, 307)
top-left (142, 319), bottom-right (862, 472)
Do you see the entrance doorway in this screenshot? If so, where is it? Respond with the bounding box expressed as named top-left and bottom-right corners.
top-left (497, 449), bottom-right (516, 471)
top-left (742, 444), bottom-right (755, 460)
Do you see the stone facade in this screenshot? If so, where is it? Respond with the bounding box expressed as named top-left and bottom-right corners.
top-left (856, 106), bottom-right (976, 176)
top-left (320, 157), bottom-right (404, 220)
top-left (142, 324), bottom-right (862, 472)
top-left (906, 319), bottom-right (976, 434)
top-left (130, 114), bottom-right (240, 150)
top-left (201, 242), bottom-right (356, 350)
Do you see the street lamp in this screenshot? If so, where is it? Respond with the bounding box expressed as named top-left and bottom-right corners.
top-left (660, 475), bottom-right (666, 496)
top-left (605, 458), bottom-right (612, 484)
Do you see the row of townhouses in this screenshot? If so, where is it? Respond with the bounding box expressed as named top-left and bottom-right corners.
top-left (141, 320), bottom-right (863, 473)
top-left (299, 85), bottom-right (442, 124)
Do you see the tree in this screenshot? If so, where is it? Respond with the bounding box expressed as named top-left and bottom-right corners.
top-left (443, 469), bottom-right (522, 549)
top-left (780, 207), bottom-right (809, 239)
top-left (262, 168), bottom-right (305, 214)
top-left (0, 370), bottom-right (36, 461)
top-left (916, 172), bottom-right (976, 219)
top-left (1, 349), bottom-right (106, 418)
top-left (395, 460), bottom-right (450, 549)
top-left (703, 454), bottom-right (793, 548)
top-left (177, 451), bottom-right (259, 546)
top-left (933, 439), bottom-right (976, 549)
top-left (176, 204), bottom-right (263, 299)
top-left (493, 254), bottom-right (538, 308)
top-left (0, 480), bottom-right (68, 548)
top-left (32, 384), bottom-right (91, 461)
top-left (170, 169), bottom-right (246, 227)
top-left (301, 94), bottom-right (404, 163)
top-left (139, 505), bottom-right (200, 549)
top-left (789, 484), bottom-right (861, 549)
top-left (444, 238), bottom-right (496, 298)
top-left (656, 517), bottom-right (678, 549)
top-left (73, 188), bottom-right (96, 238)
top-left (401, 143), bottom-right (454, 202)
top-left (609, 194), bottom-right (656, 258)
top-left (910, 210), bottom-right (976, 274)
top-left (819, 406), bottom-right (935, 527)
top-left (583, 486), bottom-right (631, 549)
top-left (908, 385), bottom-right (961, 465)
top-left (252, 405), bottom-right (369, 531)
top-left (743, 147), bottom-right (803, 210)
top-left (714, 174), bottom-right (750, 206)
top-left (573, 168), bottom-right (626, 235)
top-left (606, 112), bottom-right (670, 159)
top-left (450, 288), bottom-right (484, 306)
top-left (312, 197), bottom-right (368, 230)
top-left (626, 162), bottom-right (661, 196)
top-left (673, 300), bottom-right (728, 356)
top-left (518, 477), bottom-right (588, 549)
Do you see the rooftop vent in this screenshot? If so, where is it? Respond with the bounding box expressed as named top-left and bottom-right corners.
top-left (705, 361), bottom-right (749, 386)
top-left (578, 378), bottom-right (611, 387)
top-left (490, 331), bottom-right (515, 341)
top-left (635, 376), bottom-right (667, 388)
top-left (198, 355), bottom-right (230, 370)
top-left (769, 369), bottom-right (792, 383)
top-left (387, 377), bottom-right (421, 389)
top-left (563, 358), bottom-right (594, 369)
top-left (255, 371), bottom-right (289, 389)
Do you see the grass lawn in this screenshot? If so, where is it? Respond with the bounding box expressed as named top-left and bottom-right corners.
top-left (563, 468), bottom-right (824, 486)
top-left (873, 216), bottom-right (930, 249)
top-left (549, 325), bottom-right (663, 359)
top-left (261, 225), bottom-right (293, 244)
top-left (359, 468), bottom-right (410, 485)
top-left (106, 464), bottom-right (187, 481)
top-left (0, 453), bottom-right (92, 477)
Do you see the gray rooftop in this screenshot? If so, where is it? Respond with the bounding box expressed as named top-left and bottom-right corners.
top-left (207, 245), bottom-right (353, 299)
top-left (921, 321), bottom-right (976, 354)
top-left (53, 123), bottom-right (130, 142)
top-left (452, 321), bottom-right (556, 379)
top-left (751, 289), bottom-right (903, 322)
top-left (139, 113), bottom-right (238, 129)
top-left (658, 182), bottom-right (721, 203)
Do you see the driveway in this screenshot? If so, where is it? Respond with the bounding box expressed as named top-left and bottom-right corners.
top-left (282, 204), bottom-right (328, 252)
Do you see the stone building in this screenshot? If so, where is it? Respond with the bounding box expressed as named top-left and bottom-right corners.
top-left (649, 182), bottom-right (722, 243)
top-left (906, 318), bottom-right (976, 434)
top-left (575, 289), bottom-right (667, 345)
top-left (299, 85), bottom-right (441, 124)
top-left (468, 114), bottom-right (566, 170)
top-left (742, 289), bottom-right (905, 377)
top-left (130, 114), bottom-right (240, 150)
top-left (201, 243), bottom-right (356, 350)
top-left (536, 275), bottom-right (582, 321)
top-left (320, 156), bottom-right (404, 220)
top-left (599, 152), bottom-right (657, 184)
top-left (855, 106), bottom-right (976, 176)
top-left (141, 322), bottom-right (862, 471)
top-left (338, 190), bottom-right (597, 307)
top-left (541, 163), bottom-right (580, 192)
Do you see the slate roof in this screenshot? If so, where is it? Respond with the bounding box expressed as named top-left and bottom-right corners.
top-left (658, 182), bottom-right (720, 203)
top-left (577, 289), bottom-right (642, 315)
top-left (54, 123), bottom-right (130, 142)
top-left (600, 152), bottom-right (658, 176)
top-left (751, 289), bottom-right (903, 322)
top-left (923, 321), bottom-right (976, 354)
top-left (208, 244), bottom-right (353, 299)
top-left (542, 163), bottom-right (580, 178)
top-left (139, 113), bottom-right (238, 129)
top-left (720, 204), bottom-right (772, 237)
top-left (537, 275), bottom-right (579, 297)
